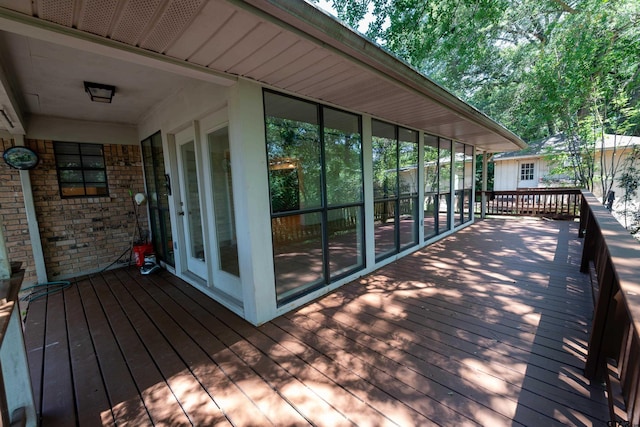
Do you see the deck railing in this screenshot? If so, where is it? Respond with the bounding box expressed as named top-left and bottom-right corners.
top-left (477, 188), bottom-right (582, 219)
top-left (580, 190), bottom-right (640, 426)
top-left (0, 269), bottom-right (36, 427)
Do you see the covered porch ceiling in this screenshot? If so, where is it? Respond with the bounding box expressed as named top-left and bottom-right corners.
top-left (0, 0), bottom-right (526, 152)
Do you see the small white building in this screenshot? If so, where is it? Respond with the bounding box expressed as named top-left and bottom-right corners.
top-left (493, 134), bottom-right (640, 201)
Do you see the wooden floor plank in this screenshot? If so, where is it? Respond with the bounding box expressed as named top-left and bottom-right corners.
top-left (107, 269), bottom-right (233, 426)
top-left (63, 281), bottom-right (114, 426)
top-left (40, 290), bottom-right (76, 427)
top-left (290, 300), bottom-right (606, 424)
top-left (170, 278), bottom-right (470, 423)
top-left (142, 270), bottom-right (316, 426)
top-left (78, 278), bottom-right (152, 426)
top-left (89, 273), bottom-right (192, 426)
top-left (23, 294), bottom-right (47, 420)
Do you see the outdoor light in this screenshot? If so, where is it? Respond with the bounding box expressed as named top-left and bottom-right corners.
top-left (84, 81), bottom-right (116, 103)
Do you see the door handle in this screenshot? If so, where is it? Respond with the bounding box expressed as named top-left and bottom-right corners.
top-left (178, 211), bottom-right (185, 216)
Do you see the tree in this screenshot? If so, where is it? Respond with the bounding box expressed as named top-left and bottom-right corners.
top-left (317, 0), bottom-right (640, 197)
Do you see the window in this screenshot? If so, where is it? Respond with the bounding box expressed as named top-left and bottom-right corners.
top-left (54, 142), bottom-right (108, 197)
top-left (372, 120), bottom-right (419, 261)
top-left (520, 162), bottom-right (534, 181)
top-left (264, 90), bottom-right (364, 305)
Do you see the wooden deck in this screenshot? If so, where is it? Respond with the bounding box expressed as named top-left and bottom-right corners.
top-left (24, 218), bottom-right (609, 426)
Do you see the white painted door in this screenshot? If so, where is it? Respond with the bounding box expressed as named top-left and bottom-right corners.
top-left (200, 113), bottom-right (242, 299)
top-left (175, 127), bottom-right (208, 279)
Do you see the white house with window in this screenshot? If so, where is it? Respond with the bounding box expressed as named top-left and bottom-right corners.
top-left (493, 134), bottom-right (640, 197)
top-left (0, 0), bottom-right (526, 326)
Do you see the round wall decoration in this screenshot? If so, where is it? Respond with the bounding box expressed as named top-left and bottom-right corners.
top-left (3, 146), bottom-right (39, 170)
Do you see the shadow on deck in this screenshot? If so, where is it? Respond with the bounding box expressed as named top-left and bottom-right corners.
top-left (24, 218), bottom-right (608, 426)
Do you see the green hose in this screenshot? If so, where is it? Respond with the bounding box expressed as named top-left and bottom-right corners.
top-left (19, 281), bottom-right (72, 302)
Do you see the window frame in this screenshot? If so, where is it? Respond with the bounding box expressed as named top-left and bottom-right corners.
top-left (54, 141), bottom-right (109, 198)
top-left (520, 162), bottom-right (535, 182)
top-left (264, 89), bottom-right (366, 306)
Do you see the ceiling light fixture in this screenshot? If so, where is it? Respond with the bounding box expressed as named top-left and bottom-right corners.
top-left (84, 81), bottom-right (116, 103)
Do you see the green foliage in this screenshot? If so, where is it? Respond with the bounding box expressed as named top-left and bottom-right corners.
top-left (317, 0), bottom-right (640, 193)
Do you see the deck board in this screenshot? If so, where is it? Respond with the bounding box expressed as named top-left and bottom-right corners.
top-left (24, 218), bottom-right (610, 426)
top-left (64, 281), bottom-right (113, 427)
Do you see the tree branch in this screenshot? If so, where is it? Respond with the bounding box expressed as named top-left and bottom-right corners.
top-left (550, 0), bottom-right (577, 14)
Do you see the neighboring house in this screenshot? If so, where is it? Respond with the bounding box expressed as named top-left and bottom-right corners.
top-left (493, 134), bottom-right (640, 200)
top-left (0, 0), bottom-right (525, 325)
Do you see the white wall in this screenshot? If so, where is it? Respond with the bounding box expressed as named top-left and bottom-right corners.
top-left (27, 115), bottom-right (138, 145)
top-left (137, 80), bottom-right (229, 139)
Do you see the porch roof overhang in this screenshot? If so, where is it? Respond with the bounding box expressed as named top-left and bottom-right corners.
top-left (0, 0), bottom-right (526, 153)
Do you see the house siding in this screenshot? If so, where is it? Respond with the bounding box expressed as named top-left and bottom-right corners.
top-left (0, 138), bottom-right (36, 284)
top-left (27, 139), bottom-right (148, 280)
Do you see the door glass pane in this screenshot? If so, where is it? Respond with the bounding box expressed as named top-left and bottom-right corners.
top-left (209, 127), bottom-right (240, 277)
top-left (273, 212), bottom-right (324, 303)
top-left (323, 108), bottom-right (363, 205)
top-left (182, 141), bottom-right (205, 261)
top-left (265, 92), bottom-right (322, 212)
top-left (328, 206), bottom-right (363, 279)
top-left (141, 132), bottom-right (174, 266)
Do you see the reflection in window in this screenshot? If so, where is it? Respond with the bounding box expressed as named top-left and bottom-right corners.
top-left (373, 120), bottom-right (418, 261)
top-left (465, 144), bottom-right (474, 223)
top-left (439, 139), bottom-right (452, 233)
top-left (209, 126), bottom-right (240, 277)
top-left (423, 134), bottom-right (439, 239)
top-left (265, 91), bottom-right (364, 305)
top-left (454, 142), bottom-right (465, 226)
top-left (54, 142), bottom-right (108, 198)
top-left (141, 132), bottom-right (174, 266)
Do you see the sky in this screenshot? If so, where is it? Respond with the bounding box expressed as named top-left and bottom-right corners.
top-left (313, 0), bottom-right (376, 34)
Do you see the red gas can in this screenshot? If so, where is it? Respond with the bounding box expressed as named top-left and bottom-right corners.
top-left (133, 243), bottom-right (154, 267)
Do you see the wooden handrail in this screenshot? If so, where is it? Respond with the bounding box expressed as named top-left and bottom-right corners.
top-left (475, 188), bottom-right (582, 219)
top-left (580, 190), bottom-right (640, 426)
top-left (0, 270), bottom-right (36, 427)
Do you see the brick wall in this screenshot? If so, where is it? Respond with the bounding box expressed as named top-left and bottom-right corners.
top-left (27, 140), bottom-right (148, 279)
top-left (0, 138), bottom-right (36, 284)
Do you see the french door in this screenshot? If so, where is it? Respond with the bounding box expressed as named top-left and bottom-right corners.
top-left (175, 127), bottom-right (208, 279)
top-left (173, 113), bottom-right (241, 299)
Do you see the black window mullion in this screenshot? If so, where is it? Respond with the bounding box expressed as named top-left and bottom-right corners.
top-left (394, 126), bottom-right (400, 252)
top-left (319, 106), bottom-right (330, 284)
top-left (435, 137), bottom-right (441, 234)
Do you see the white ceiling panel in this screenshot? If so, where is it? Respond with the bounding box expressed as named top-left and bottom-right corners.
top-left (110, 0), bottom-right (163, 45)
top-left (210, 23), bottom-right (282, 72)
top-left (164, 1), bottom-right (236, 59)
top-left (255, 43), bottom-right (329, 83)
top-left (187, 12), bottom-right (261, 66)
top-left (229, 32), bottom-right (298, 76)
